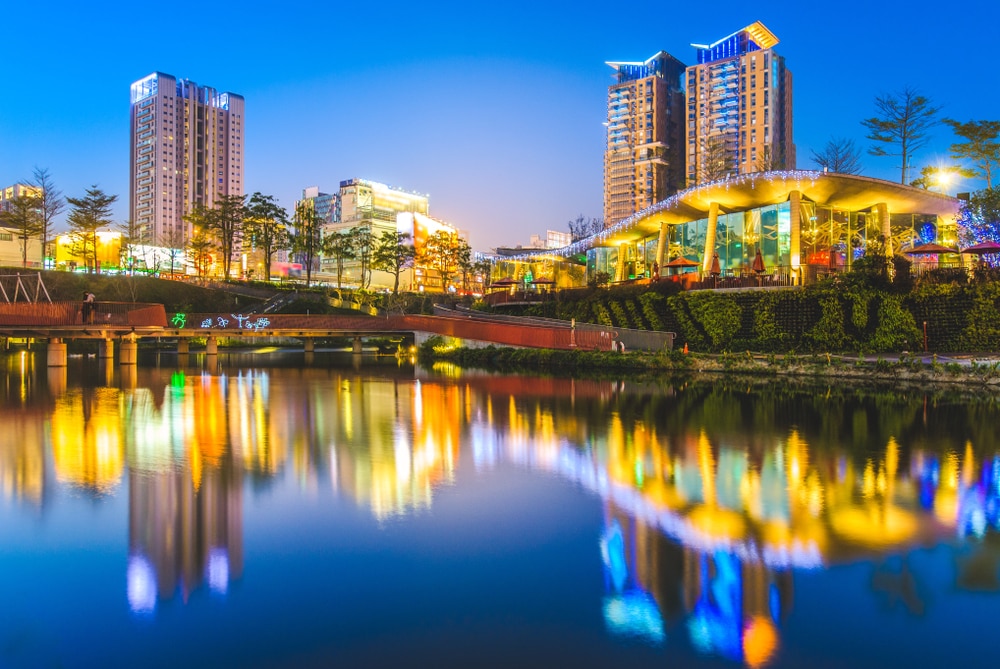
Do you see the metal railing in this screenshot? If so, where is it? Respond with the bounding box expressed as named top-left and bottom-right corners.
top-left (0, 302), bottom-right (167, 327)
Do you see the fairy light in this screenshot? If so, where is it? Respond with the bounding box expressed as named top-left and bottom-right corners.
top-left (478, 169), bottom-right (824, 263)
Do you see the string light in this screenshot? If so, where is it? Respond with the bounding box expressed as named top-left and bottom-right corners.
top-left (479, 169), bottom-right (823, 263)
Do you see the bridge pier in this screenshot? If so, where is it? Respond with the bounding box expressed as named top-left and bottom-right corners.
top-left (206, 336), bottom-right (218, 355)
top-left (352, 337), bottom-right (363, 354)
top-left (303, 338), bottom-right (315, 353)
top-left (177, 339), bottom-right (189, 354)
top-left (47, 339), bottom-right (67, 367)
top-left (120, 339), bottom-right (138, 365)
top-left (100, 339), bottom-right (114, 360)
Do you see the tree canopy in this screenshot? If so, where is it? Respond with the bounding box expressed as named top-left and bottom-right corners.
top-left (944, 119), bottom-right (1000, 189)
top-left (244, 192), bottom-right (289, 281)
top-left (0, 192), bottom-right (43, 268)
top-left (66, 185), bottom-right (117, 273)
top-left (861, 87), bottom-right (940, 184)
top-left (372, 230), bottom-right (416, 295)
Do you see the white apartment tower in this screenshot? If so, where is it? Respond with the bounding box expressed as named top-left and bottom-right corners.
top-left (129, 72), bottom-right (245, 248)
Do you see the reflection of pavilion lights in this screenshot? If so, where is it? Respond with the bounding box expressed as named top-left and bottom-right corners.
top-left (127, 554), bottom-right (157, 614)
top-left (602, 593), bottom-right (665, 645)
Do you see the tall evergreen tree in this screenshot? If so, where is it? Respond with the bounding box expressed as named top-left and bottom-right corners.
top-left (0, 193), bottom-right (43, 268)
top-left (244, 192), bottom-right (289, 282)
top-left (372, 230), bottom-right (416, 295)
top-left (185, 194), bottom-right (245, 280)
top-left (862, 87), bottom-right (940, 184)
top-left (66, 186), bottom-right (117, 273)
top-left (944, 119), bottom-right (1000, 189)
top-left (323, 229), bottom-right (356, 290)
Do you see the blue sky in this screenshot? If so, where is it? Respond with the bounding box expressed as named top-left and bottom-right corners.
top-left (2, 0), bottom-right (998, 251)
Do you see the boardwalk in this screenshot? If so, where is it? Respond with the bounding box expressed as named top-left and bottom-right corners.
top-left (0, 302), bottom-right (622, 354)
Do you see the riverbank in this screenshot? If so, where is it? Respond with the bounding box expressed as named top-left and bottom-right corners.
top-left (419, 342), bottom-right (1000, 392)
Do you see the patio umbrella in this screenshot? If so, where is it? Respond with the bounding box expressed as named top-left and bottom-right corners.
top-left (490, 277), bottom-right (518, 289)
top-left (530, 277), bottom-right (555, 285)
top-left (665, 256), bottom-right (699, 268)
top-left (752, 248), bottom-right (765, 274)
top-left (710, 253), bottom-right (721, 276)
top-left (961, 241), bottom-right (1000, 254)
top-left (904, 242), bottom-right (960, 255)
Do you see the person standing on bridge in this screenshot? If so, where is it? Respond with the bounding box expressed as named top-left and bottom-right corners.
top-left (82, 291), bottom-right (95, 324)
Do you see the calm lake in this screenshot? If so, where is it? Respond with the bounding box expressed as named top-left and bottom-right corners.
top-left (2, 349), bottom-right (1000, 668)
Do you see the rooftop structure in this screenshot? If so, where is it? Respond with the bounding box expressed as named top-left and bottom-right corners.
top-left (604, 51), bottom-right (687, 226)
top-left (685, 22), bottom-right (794, 186)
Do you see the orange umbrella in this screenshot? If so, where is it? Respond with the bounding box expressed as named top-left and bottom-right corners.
top-left (961, 241), bottom-right (1000, 254)
top-left (710, 253), bottom-right (721, 276)
top-left (752, 248), bottom-right (765, 274)
top-left (904, 242), bottom-right (959, 255)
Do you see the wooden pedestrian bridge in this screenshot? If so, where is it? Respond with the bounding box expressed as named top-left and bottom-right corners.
top-left (0, 301), bottom-right (675, 367)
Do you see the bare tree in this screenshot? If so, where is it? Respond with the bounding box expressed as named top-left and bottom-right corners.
top-left (862, 87), bottom-right (940, 184)
top-left (568, 214), bottom-right (604, 241)
top-left (700, 135), bottom-right (736, 184)
top-left (31, 167), bottom-right (64, 268)
top-left (944, 119), bottom-right (1000, 189)
top-left (811, 137), bottom-right (863, 175)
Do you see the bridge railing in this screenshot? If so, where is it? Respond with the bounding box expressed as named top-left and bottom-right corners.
top-left (0, 302), bottom-right (167, 327)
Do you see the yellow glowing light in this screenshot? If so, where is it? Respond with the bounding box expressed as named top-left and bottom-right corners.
top-left (743, 616), bottom-right (779, 668)
top-left (831, 505), bottom-right (918, 546)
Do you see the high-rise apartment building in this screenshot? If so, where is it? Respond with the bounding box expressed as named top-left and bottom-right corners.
top-left (686, 22), bottom-right (794, 186)
top-left (129, 72), bottom-right (245, 249)
top-left (604, 52), bottom-right (687, 226)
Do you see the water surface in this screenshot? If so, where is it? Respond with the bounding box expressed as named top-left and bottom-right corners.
top-left (2, 350), bottom-right (1000, 667)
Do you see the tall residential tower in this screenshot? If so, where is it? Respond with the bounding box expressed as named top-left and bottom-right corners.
top-left (129, 72), bottom-right (245, 249)
top-left (604, 52), bottom-right (687, 226)
top-left (686, 22), bottom-right (794, 186)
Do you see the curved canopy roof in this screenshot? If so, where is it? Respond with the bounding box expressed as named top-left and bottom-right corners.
top-left (487, 171), bottom-right (962, 262)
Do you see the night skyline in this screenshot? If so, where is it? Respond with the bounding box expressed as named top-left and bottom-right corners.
top-left (2, 0), bottom-right (998, 252)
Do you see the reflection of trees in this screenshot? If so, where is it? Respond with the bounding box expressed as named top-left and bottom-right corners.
top-left (870, 557), bottom-right (926, 615)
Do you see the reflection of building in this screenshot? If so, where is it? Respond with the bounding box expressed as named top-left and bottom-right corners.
top-left (127, 463), bottom-right (243, 613)
top-left (129, 72), bottom-right (245, 250)
top-left (0, 414), bottom-right (47, 505)
top-left (686, 22), bottom-right (795, 186)
top-left (49, 388), bottom-right (124, 494)
top-left (604, 51), bottom-right (687, 226)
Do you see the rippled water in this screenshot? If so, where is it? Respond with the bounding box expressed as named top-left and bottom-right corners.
top-left (2, 349), bottom-right (1000, 668)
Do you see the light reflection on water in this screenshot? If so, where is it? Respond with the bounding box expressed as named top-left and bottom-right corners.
top-left (1, 351), bottom-right (1000, 667)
